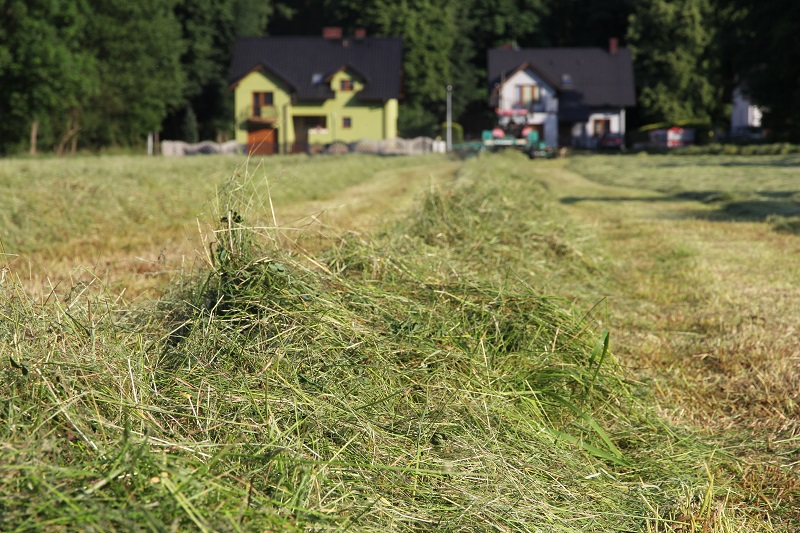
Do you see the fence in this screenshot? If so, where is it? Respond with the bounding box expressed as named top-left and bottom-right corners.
top-left (350, 137), bottom-right (437, 155)
top-left (161, 140), bottom-right (243, 156)
top-left (273, 137), bottom-right (439, 156)
top-left (161, 137), bottom-right (440, 157)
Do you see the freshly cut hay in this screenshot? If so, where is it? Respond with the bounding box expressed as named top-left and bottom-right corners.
top-left (1, 153), bottom-right (767, 531)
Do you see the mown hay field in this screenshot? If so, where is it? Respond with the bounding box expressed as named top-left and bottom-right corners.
top-left (0, 154), bottom-right (454, 299)
top-left (1, 152), bottom-right (798, 531)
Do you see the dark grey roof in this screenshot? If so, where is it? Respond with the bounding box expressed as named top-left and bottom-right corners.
top-left (488, 47), bottom-right (636, 121)
top-left (229, 37), bottom-right (403, 101)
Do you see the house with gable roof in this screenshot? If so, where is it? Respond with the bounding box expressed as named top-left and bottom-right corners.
top-left (228, 28), bottom-right (402, 155)
top-left (487, 39), bottom-right (636, 149)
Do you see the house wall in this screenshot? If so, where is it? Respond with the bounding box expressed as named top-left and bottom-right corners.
top-left (571, 109), bottom-right (625, 148)
top-left (234, 68), bottom-right (397, 153)
top-left (384, 98), bottom-right (398, 139)
top-left (731, 87), bottom-right (762, 134)
top-left (298, 70), bottom-right (388, 146)
top-left (496, 69), bottom-right (559, 147)
top-left (233, 69), bottom-right (292, 147)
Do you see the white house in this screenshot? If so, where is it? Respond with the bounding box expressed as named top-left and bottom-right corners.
top-left (488, 39), bottom-right (636, 149)
top-left (730, 86), bottom-right (763, 138)
top-left (492, 65), bottom-right (560, 146)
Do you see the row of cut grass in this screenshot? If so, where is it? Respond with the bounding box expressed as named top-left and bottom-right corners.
top-left (0, 152), bottom-right (790, 531)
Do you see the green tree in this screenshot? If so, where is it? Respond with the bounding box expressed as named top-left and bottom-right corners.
top-left (728, 0), bottom-right (800, 141)
top-left (166, 0), bottom-right (233, 141)
top-left (541, 0), bottom-right (633, 48)
top-left (233, 0), bottom-right (274, 37)
top-left (163, 0), bottom-right (274, 141)
top-left (469, 0), bottom-right (548, 52)
top-left (627, 0), bottom-right (725, 126)
top-left (80, 0), bottom-right (185, 147)
top-left (369, 0), bottom-right (471, 136)
top-left (0, 0), bottom-right (97, 154)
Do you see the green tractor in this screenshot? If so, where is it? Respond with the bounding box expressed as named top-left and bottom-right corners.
top-left (480, 127), bottom-right (556, 159)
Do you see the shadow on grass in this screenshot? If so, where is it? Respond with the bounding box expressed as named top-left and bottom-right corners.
top-left (561, 190), bottom-right (800, 223)
top-left (703, 199), bottom-right (800, 221)
top-left (646, 155), bottom-right (800, 168)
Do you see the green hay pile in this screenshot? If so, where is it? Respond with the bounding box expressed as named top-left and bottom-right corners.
top-left (1, 154), bottom-right (764, 531)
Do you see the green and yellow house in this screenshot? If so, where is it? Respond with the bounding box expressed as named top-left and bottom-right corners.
top-left (228, 31), bottom-right (402, 155)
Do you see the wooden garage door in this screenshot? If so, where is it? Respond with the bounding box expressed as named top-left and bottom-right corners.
top-left (248, 126), bottom-right (277, 155)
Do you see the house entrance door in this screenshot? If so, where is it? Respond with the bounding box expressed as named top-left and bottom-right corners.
top-left (248, 125), bottom-right (277, 155)
top-left (558, 124), bottom-right (573, 147)
top-left (292, 116), bottom-right (327, 153)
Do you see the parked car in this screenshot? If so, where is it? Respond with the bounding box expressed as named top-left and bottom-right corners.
top-left (597, 133), bottom-right (625, 151)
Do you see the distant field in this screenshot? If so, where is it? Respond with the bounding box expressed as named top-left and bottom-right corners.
top-left (1, 152), bottom-right (798, 531)
top-left (567, 153), bottom-right (800, 223)
top-left (544, 154), bottom-right (800, 529)
top-left (0, 153), bottom-right (453, 298)
top-left (567, 153), bottom-right (800, 194)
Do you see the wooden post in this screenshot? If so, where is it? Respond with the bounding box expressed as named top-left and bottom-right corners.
top-left (30, 120), bottom-right (38, 156)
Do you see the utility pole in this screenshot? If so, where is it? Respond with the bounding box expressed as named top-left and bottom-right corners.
top-left (446, 85), bottom-right (453, 152)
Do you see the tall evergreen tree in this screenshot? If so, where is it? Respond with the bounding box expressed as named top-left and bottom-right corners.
top-left (469, 0), bottom-right (549, 52)
top-left (368, 0), bottom-right (469, 136)
top-left (164, 0), bottom-right (273, 141)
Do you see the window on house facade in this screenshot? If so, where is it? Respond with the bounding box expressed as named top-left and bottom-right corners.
top-left (515, 84), bottom-right (540, 105)
top-left (593, 118), bottom-right (611, 135)
top-left (342, 117), bottom-right (352, 129)
top-left (252, 92), bottom-right (274, 117)
top-left (340, 79), bottom-right (354, 91)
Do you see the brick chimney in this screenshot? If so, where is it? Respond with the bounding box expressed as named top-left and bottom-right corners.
top-left (323, 27), bottom-right (342, 39)
top-left (609, 37), bottom-right (618, 55)
top-left (354, 28), bottom-right (366, 39)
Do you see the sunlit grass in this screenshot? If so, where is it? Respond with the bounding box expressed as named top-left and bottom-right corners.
top-left (0, 153), bottom-right (449, 299)
top-left (1, 151), bottom-right (796, 531)
top-left (541, 154), bottom-right (800, 528)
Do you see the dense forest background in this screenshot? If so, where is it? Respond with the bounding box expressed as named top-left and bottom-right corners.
top-left (0, 0), bottom-right (797, 154)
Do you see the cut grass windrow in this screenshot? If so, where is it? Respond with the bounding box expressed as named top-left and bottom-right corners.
top-left (0, 152), bottom-right (791, 531)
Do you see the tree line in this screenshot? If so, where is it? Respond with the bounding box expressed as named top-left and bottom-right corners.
top-left (0, 0), bottom-right (796, 155)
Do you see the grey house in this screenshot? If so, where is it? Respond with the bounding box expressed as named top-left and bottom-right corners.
top-left (488, 39), bottom-right (636, 148)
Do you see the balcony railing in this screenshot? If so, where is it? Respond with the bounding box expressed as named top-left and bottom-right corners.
top-left (250, 106), bottom-right (279, 122)
top-left (498, 95), bottom-right (558, 115)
